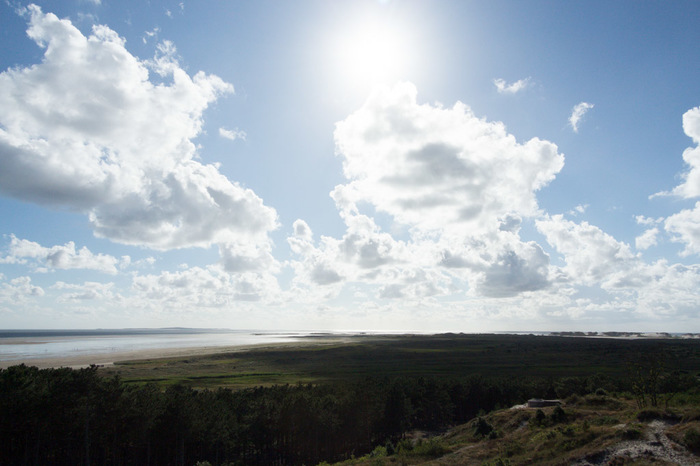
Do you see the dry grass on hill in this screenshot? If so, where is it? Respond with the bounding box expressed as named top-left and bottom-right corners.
top-left (338, 394), bottom-right (700, 466)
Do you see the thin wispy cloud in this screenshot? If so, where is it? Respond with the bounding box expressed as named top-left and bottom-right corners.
top-left (219, 127), bottom-right (247, 141)
top-left (493, 77), bottom-right (531, 94)
top-left (569, 102), bottom-right (594, 132)
top-left (568, 204), bottom-right (589, 216)
top-left (142, 27), bottom-right (159, 44)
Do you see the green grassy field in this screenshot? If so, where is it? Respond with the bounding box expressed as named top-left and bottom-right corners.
top-left (101, 333), bottom-right (700, 389)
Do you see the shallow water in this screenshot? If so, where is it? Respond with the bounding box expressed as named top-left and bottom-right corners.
top-left (0, 329), bottom-right (304, 362)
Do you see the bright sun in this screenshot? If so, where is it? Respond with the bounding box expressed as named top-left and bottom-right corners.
top-left (333, 18), bottom-right (409, 88)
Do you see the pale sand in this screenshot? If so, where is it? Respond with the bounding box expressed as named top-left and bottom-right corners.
top-left (0, 338), bottom-right (351, 370)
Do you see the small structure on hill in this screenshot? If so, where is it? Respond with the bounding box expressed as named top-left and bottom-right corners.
top-left (527, 398), bottom-right (561, 408)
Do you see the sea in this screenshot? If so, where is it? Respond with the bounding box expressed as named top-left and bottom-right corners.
top-left (0, 328), bottom-right (310, 364)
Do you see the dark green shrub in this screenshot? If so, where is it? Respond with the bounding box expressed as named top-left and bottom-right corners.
top-left (473, 417), bottom-right (494, 438)
top-left (559, 425), bottom-right (575, 437)
top-left (620, 427), bottom-right (642, 440)
top-left (549, 405), bottom-right (567, 423)
top-left (412, 438), bottom-right (450, 457)
top-left (637, 408), bottom-right (663, 421)
top-left (396, 438), bottom-right (413, 453)
top-left (385, 440), bottom-right (395, 455)
top-left (369, 445), bottom-right (387, 457)
top-left (682, 428), bottom-right (700, 452)
top-left (482, 458), bottom-right (511, 466)
top-left (531, 408), bottom-right (547, 427)
top-left (592, 415), bottom-right (619, 425)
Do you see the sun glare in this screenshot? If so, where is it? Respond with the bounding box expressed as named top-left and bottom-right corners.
top-left (332, 18), bottom-right (409, 88)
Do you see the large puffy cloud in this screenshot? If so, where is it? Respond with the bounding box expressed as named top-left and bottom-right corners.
top-left (333, 82), bottom-right (564, 234)
top-left (0, 235), bottom-right (125, 274)
top-left (536, 215), bottom-right (700, 319)
top-left (287, 206), bottom-right (438, 299)
top-left (445, 239), bottom-right (551, 298)
top-left (0, 6), bottom-right (277, 251)
top-left (52, 281), bottom-right (118, 303)
top-left (287, 189), bottom-right (453, 300)
top-left (634, 261), bottom-right (700, 318)
top-left (435, 213), bottom-right (552, 297)
top-left (132, 265), bottom-right (280, 306)
top-left (0, 276), bottom-right (44, 303)
top-left (536, 215), bottom-right (643, 289)
top-left (668, 107), bottom-right (700, 199)
top-left (305, 83), bottom-right (562, 298)
top-left (664, 202), bottom-right (700, 256)
top-left (651, 107), bottom-right (700, 256)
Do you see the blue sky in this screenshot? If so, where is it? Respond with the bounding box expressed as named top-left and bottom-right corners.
top-left (1, 0), bottom-right (700, 332)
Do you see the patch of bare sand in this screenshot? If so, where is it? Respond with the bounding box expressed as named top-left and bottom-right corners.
top-left (573, 420), bottom-right (697, 465)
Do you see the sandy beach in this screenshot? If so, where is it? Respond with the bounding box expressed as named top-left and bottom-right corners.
top-left (0, 337), bottom-right (351, 370)
top-left (1, 345), bottom-right (236, 369)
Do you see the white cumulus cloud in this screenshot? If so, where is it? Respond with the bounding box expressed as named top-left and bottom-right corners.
top-left (664, 202), bottom-right (700, 256)
top-left (670, 106), bottom-right (700, 199)
top-left (652, 107), bottom-right (700, 256)
top-left (333, 82), bottom-right (564, 234)
top-left (0, 5), bottom-right (278, 253)
top-left (286, 82), bottom-right (565, 299)
top-left (0, 276), bottom-right (44, 303)
top-left (537, 215), bottom-right (642, 289)
top-left (53, 281), bottom-right (118, 302)
top-left (534, 215), bottom-right (700, 320)
top-left (132, 265), bottom-right (280, 306)
top-left (635, 228), bottom-right (659, 250)
top-left (0, 235), bottom-right (123, 274)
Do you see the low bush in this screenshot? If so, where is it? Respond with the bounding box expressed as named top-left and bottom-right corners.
top-left (550, 405), bottom-right (568, 424)
top-left (592, 415), bottom-right (619, 426)
top-left (412, 438), bottom-right (450, 457)
top-left (482, 458), bottom-right (511, 466)
top-left (619, 427), bottom-right (643, 440)
top-left (637, 408), bottom-right (663, 421)
top-left (395, 438), bottom-right (413, 453)
top-left (531, 408), bottom-right (547, 427)
top-left (636, 408), bottom-right (679, 422)
top-left (369, 445), bottom-right (387, 457)
top-left (473, 417), bottom-right (495, 438)
top-left (682, 428), bottom-right (700, 453)
top-left (584, 395), bottom-right (625, 409)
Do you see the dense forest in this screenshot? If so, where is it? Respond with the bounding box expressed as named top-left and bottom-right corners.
top-left (2, 334), bottom-right (699, 465)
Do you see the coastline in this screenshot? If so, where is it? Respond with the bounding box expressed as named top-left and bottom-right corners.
top-left (2, 330), bottom-right (697, 370)
top-left (0, 337), bottom-right (350, 370)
